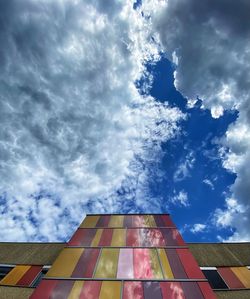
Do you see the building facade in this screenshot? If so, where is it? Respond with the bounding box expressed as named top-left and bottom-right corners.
top-left (0, 214), bottom-right (250, 298)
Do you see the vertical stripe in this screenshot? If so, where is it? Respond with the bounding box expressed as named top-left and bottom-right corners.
top-left (109, 215), bottom-right (124, 227)
top-left (0, 265), bottom-right (30, 285)
top-left (80, 229), bottom-right (97, 246)
top-left (160, 229), bottom-right (177, 246)
top-left (181, 282), bottom-right (204, 299)
top-left (72, 248), bottom-right (100, 278)
top-left (157, 249), bottom-right (174, 279)
top-left (143, 282), bottom-right (162, 299)
top-left (123, 281), bottom-right (144, 299)
top-left (91, 229), bottom-right (103, 246)
top-left (94, 248), bottom-right (119, 278)
top-left (46, 248), bottom-right (84, 277)
top-left (140, 229), bottom-right (165, 247)
top-left (154, 215), bottom-right (165, 227)
top-left (29, 279), bottom-right (58, 299)
top-left (149, 249), bottom-right (163, 279)
top-left (174, 229), bottom-right (186, 246)
top-left (99, 281), bottom-right (122, 299)
top-left (160, 282), bottom-right (185, 299)
top-left (133, 215), bottom-right (145, 227)
top-left (50, 280), bottom-right (74, 299)
top-left (68, 229), bottom-right (87, 246)
top-left (98, 228), bottom-right (113, 246)
top-left (111, 229), bottom-right (126, 246)
top-left (96, 215), bottom-right (110, 227)
top-left (17, 265), bottom-right (42, 286)
top-left (218, 267), bottom-right (245, 289)
top-left (161, 215), bottom-right (175, 227)
top-left (134, 249), bottom-right (154, 279)
top-left (231, 267), bottom-right (250, 288)
top-left (144, 215), bottom-right (157, 227)
top-left (80, 216), bottom-right (99, 228)
top-left (124, 215), bottom-right (133, 228)
top-left (68, 281), bottom-right (84, 299)
top-left (166, 249), bottom-right (187, 278)
top-left (117, 248), bottom-right (134, 278)
top-left (198, 282), bottom-right (217, 299)
top-left (79, 281), bottom-right (102, 299)
top-left (127, 229), bottom-right (140, 246)
top-left (176, 249), bottom-right (205, 279)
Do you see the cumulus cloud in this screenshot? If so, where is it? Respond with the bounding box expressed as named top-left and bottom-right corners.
top-left (0, 0), bottom-right (184, 241)
top-left (170, 190), bottom-right (189, 207)
top-left (173, 151), bottom-right (195, 182)
top-left (149, 0), bottom-right (250, 240)
top-left (190, 224), bottom-right (207, 234)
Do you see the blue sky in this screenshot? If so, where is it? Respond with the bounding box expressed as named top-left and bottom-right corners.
top-left (0, 0), bottom-right (250, 242)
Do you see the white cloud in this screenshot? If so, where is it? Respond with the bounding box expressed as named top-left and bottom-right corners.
top-left (173, 151), bottom-right (195, 182)
top-left (0, 0), bottom-right (184, 241)
top-left (190, 223), bottom-right (207, 234)
top-left (203, 179), bottom-right (215, 190)
top-left (170, 190), bottom-right (189, 207)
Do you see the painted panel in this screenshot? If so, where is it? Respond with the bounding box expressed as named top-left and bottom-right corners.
top-left (176, 248), bottom-right (205, 279)
top-left (144, 215), bottom-right (157, 227)
top-left (123, 281), bottom-right (144, 299)
top-left (181, 282), bottom-right (204, 299)
top-left (154, 215), bottom-right (165, 227)
top-left (231, 267), bottom-right (250, 288)
top-left (68, 229), bottom-right (86, 246)
top-left (160, 229), bottom-right (177, 246)
top-left (80, 216), bottom-right (99, 228)
top-left (160, 282), bottom-right (185, 299)
top-left (149, 249), bottom-right (163, 279)
top-left (0, 265), bottom-right (30, 285)
top-left (46, 248), bottom-right (83, 277)
top-left (124, 215), bottom-right (133, 228)
top-left (111, 229), bottom-right (126, 246)
top-left (17, 265), bottom-right (42, 286)
top-left (96, 215), bottom-right (110, 227)
top-left (94, 248), bottom-right (119, 278)
top-left (133, 215), bottom-right (146, 227)
top-left (161, 215), bottom-right (175, 227)
top-left (140, 229), bottom-right (166, 247)
top-left (49, 280), bottom-right (74, 299)
top-left (91, 229), bottom-right (103, 246)
top-left (109, 215), bottom-right (124, 227)
top-left (174, 229), bottom-right (186, 246)
top-left (198, 282), bottom-right (217, 299)
top-left (143, 281), bottom-right (162, 299)
top-left (68, 281), bottom-right (84, 299)
top-left (218, 267), bottom-right (245, 289)
top-left (157, 249), bottom-right (174, 279)
top-left (117, 248), bottom-right (133, 279)
top-left (79, 281), bottom-right (102, 299)
top-left (127, 229), bottom-right (140, 246)
top-left (98, 228), bottom-right (113, 246)
top-left (30, 279), bottom-right (58, 299)
top-left (166, 249), bottom-right (187, 278)
top-left (72, 248), bottom-right (100, 278)
top-left (99, 281), bottom-right (121, 299)
top-left (134, 249), bottom-right (154, 279)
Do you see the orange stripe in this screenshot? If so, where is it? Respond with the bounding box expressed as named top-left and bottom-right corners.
top-left (0, 265), bottom-right (30, 285)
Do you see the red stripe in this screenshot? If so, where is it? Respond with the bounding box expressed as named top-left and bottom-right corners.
top-left (217, 267), bottom-right (245, 289)
top-left (198, 282), bottom-right (217, 299)
top-left (174, 229), bottom-right (186, 246)
top-left (161, 215), bottom-right (176, 227)
top-left (176, 249), bottom-right (205, 279)
top-left (79, 280), bottom-right (102, 299)
top-left (134, 249), bottom-right (153, 279)
top-left (29, 279), bottom-right (58, 299)
top-left (123, 281), bottom-right (144, 299)
top-left (127, 229), bottom-right (140, 246)
top-left (67, 229), bottom-right (87, 246)
top-left (98, 228), bottom-right (113, 246)
top-left (17, 266), bottom-right (42, 286)
top-left (160, 281), bottom-right (185, 299)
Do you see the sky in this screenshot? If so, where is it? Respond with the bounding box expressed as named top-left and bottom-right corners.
top-left (0, 0), bottom-right (250, 243)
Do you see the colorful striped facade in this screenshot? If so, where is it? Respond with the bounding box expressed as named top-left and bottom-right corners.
top-left (30, 214), bottom-right (216, 298)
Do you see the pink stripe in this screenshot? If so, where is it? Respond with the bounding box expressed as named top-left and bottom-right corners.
top-left (134, 249), bottom-right (153, 279)
top-left (117, 248), bottom-right (134, 278)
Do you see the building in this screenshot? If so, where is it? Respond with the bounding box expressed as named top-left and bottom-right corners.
top-left (0, 214), bottom-right (249, 298)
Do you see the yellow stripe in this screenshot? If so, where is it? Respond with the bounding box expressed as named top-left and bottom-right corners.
top-left (149, 249), bottom-right (163, 279)
top-left (99, 281), bottom-right (121, 299)
top-left (109, 215), bottom-right (124, 227)
top-left (0, 265), bottom-right (30, 285)
top-left (68, 281), bottom-right (84, 299)
top-left (144, 215), bottom-right (157, 227)
top-left (231, 267), bottom-right (250, 288)
top-left (46, 248), bottom-right (84, 277)
top-left (157, 249), bottom-right (174, 279)
top-left (80, 215), bottom-right (99, 228)
top-left (94, 249), bottom-right (119, 278)
top-left (111, 229), bottom-right (126, 246)
top-left (91, 229), bottom-right (103, 246)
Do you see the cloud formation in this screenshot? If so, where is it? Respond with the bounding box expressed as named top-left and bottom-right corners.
top-left (0, 0), bottom-right (183, 241)
top-left (150, 0), bottom-right (250, 240)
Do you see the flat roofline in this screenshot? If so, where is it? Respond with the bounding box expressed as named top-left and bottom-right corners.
top-left (86, 213), bottom-right (170, 216)
top-left (188, 242), bottom-right (250, 244)
top-left (0, 242), bottom-right (65, 244)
